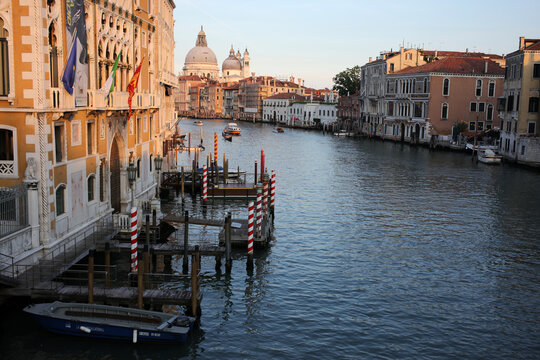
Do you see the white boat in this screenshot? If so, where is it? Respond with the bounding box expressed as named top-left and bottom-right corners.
top-left (333, 130), bottom-right (352, 136)
top-left (223, 123), bottom-right (241, 136)
top-left (477, 148), bottom-right (502, 164)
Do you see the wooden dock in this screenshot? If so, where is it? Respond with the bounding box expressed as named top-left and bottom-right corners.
top-left (109, 242), bottom-right (224, 257)
top-left (2, 283), bottom-right (200, 308)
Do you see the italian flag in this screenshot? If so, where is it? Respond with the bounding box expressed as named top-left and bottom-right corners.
top-left (100, 50), bottom-right (122, 96)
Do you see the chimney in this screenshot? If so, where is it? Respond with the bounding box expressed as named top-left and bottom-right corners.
top-left (369, 57), bottom-right (372, 62)
top-left (290, 76), bottom-right (295, 83)
top-left (466, 48), bottom-right (469, 54)
top-left (298, 78), bottom-right (301, 85)
top-left (302, 80), bottom-right (305, 87)
top-left (435, 50), bottom-right (438, 58)
top-left (484, 61), bottom-right (488, 74)
top-left (519, 36), bottom-right (525, 50)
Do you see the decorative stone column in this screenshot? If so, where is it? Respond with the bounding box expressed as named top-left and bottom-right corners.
top-left (24, 179), bottom-right (40, 249)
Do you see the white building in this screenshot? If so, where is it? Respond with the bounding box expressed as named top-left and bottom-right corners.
top-left (263, 93), bottom-right (337, 127)
top-left (262, 93), bottom-right (305, 123)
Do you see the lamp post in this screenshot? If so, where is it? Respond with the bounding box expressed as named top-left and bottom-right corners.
top-left (127, 158), bottom-right (137, 206)
top-left (154, 153), bottom-right (163, 197)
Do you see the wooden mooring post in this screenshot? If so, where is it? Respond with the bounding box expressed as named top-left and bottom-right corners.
top-left (191, 160), bottom-right (196, 195)
top-left (138, 254), bottom-right (144, 309)
top-left (181, 166), bottom-right (185, 203)
top-left (105, 242), bottom-right (110, 288)
top-left (190, 245), bottom-right (201, 318)
top-left (225, 212), bottom-right (232, 273)
top-left (88, 249), bottom-right (95, 304)
top-left (183, 210), bottom-right (189, 274)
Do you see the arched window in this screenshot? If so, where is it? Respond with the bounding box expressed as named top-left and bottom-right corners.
top-left (0, 17), bottom-right (9, 96)
top-left (56, 184), bottom-right (66, 216)
top-left (149, 154), bottom-right (153, 172)
top-left (488, 81), bottom-right (495, 97)
top-left (487, 104), bottom-right (494, 121)
top-left (423, 78), bottom-right (428, 93)
top-left (441, 102), bottom-right (448, 119)
top-left (87, 174), bottom-right (95, 202)
top-left (136, 158), bottom-right (141, 178)
top-left (442, 78), bottom-right (450, 96)
top-left (476, 79), bottom-right (482, 97)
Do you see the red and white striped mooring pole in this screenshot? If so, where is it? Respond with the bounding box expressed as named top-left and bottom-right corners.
top-left (247, 201), bottom-right (254, 269)
top-left (263, 173), bottom-right (269, 217)
top-left (130, 206), bottom-right (138, 271)
top-left (270, 170), bottom-right (276, 219)
top-left (202, 164), bottom-right (207, 202)
top-left (256, 185), bottom-right (262, 238)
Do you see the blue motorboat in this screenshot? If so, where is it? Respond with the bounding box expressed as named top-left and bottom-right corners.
top-left (24, 301), bottom-right (195, 343)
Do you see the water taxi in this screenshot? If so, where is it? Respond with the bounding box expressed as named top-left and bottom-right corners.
top-left (223, 123), bottom-right (241, 136)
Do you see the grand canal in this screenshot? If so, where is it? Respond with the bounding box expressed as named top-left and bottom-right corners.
top-left (2, 120), bottom-right (540, 359)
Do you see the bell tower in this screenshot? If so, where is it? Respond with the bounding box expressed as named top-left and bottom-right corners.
top-left (242, 49), bottom-right (250, 78)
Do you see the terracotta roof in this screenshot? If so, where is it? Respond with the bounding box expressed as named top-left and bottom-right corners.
top-left (525, 41), bottom-right (540, 51)
top-left (178, 75), bottom-right (202, 81)
top-left (392, 57), bottom-right (504, 75)
top-left (421, 50), bottom-right (504, 59)
top-left (223, 84), bottom-right (240, 90)
top-left (265, 93), bottom-right (306, 100)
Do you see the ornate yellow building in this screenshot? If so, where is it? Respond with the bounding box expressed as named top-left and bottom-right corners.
top-left (0, 0), bottom-right (177, 266)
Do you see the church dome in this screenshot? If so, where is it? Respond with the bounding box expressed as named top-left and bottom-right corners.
top-left (185, 46), bottom-right (218, 65)
top-left (222, 46), bottom-right (242, 71)
top-left (184, 26), bottom-right (218, 66)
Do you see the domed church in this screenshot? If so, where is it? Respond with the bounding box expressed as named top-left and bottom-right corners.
top-left (222, 46), bottom-right (250, 82)
top-left (182, 26), bottom-right (251, 82)
top-left (183, 26), bottom-right (220, 79)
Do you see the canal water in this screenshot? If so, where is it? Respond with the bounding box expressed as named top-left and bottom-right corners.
top-left (2, 120), bottom-right (540, 359)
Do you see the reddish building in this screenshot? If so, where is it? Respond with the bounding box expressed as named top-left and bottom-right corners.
top-left (337, 93), bottom-right (362, 130)
top-left (385, 57), bottom-right (505, 144)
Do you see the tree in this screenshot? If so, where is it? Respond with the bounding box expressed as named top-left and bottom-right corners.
top-left (332, 66), bottom-right (361, 97)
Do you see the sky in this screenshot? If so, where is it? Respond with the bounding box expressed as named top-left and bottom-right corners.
top-left (173, 0), bottom-right (540, 89)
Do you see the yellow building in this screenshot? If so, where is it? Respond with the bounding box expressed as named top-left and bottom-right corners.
top-left (0, 0), bottom-right (176, 266)
top-left (499, 37), bottom-right (540, 166)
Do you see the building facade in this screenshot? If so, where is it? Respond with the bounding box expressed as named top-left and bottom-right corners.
top-left (499, 37), bottom-right (540, 166)
top-left (385, 57), bottom-right (504, 144)
top-left (0, 0), bottom-right (176, 266)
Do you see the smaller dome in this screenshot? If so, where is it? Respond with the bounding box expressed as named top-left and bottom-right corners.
top-left (223, 55), bottom-right (242, 71)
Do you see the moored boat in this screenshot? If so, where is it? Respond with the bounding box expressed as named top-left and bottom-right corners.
top-left (273, 127), bottom-right (284, 133)
top-left (24, 302), bottom-right (196, 343)
top-left (223, 122), bottom-right (241, 136)
top-left (477, 148), bottom-right (502, 164)
top-left (194, 120), bottom-right (203, 126)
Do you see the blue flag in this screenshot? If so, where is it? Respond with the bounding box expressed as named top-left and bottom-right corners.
top-left (62, 38), bottom-right (77, 95)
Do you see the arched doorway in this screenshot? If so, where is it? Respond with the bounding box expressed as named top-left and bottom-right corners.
top-left (110, 136), bottom-right (121, 213)
top-left (415, 124), bottom-right (420, 144)
top-left (400, 123), bottom-right (405, 142)
top-left (273, 111), bottom-right (276, 123)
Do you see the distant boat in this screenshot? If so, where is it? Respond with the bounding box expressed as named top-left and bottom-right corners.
top-left (333, 130), bottom-right (352, 136)
top-left (24, 302), bottom-right (196, 343)
top-left (273, 127), bottom-right (284, 133)
top-left (222, 132), bottom-right (232, 141)
top-left (223, 122), bottom-right (241, 136)
top-left (194, 120), bottom-right (203, 126)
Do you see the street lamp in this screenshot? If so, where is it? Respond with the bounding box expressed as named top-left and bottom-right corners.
top-left (127, 154), bottom-right (137, 205)
top-left (154, 153), bottom-right (163, 197)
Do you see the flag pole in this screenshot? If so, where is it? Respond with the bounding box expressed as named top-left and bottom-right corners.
top-left (60, 27), bottom-right (78, 80)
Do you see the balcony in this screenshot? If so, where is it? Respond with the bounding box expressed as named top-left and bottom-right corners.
top-left (48, 88), bottom-right (75, 110)
top-left (159, 70), bottom-right (178, 88)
